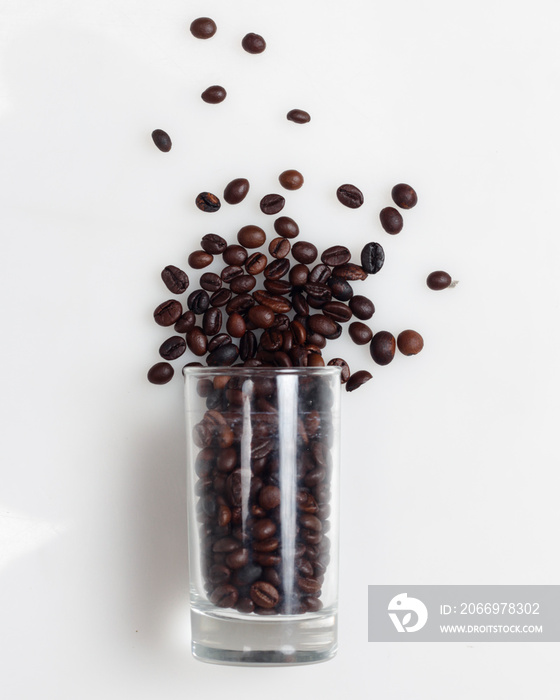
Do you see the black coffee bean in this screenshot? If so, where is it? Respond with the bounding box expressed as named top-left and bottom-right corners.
top-left (278, 169), bottom-right (304, 191)
top-left (159, 335), bottom-right (186, 360)
top-left (370, 331), bottom-right (396, 365)
top-left (426, 271), bottom-right (452, 290)
top-left (202, 308), bottom-right (222, 336)
top-left (161, 265), bottom-right (189, 294)
top-left (336, 184), bottom-right (364, 208)
top-left (237, 225), bottom-right (266, 248)
top-left (154, 299), bottom-right (182, 326)
top-left (264, 279), bottom-right (291, 295)
top-left (201, 85), bottom-right (227, 104)
top-left (207, 342), bottom-right (239, 366)
top-left (308, 264), bottom-right (331, 285)
top-left (331, 263), bottom-right (367, 281)
top-left (209, 584), bottom-right (238, 608)
top-left (147, 361), bottom-right (174, 384)
top-left (391, 183), bottom-right (418, 209)
top-left (230, 274), bottom-right (256, 294)
top-left (207, 333), bottom-right (232, 353)
top-left (201, 233), bottom-right (227, 255)
top-left (190, 17), bottom-right (217, 39)
top-left (245, 252), bottom-right (268, 275)
top-left (239, 331), bottom-right (257, 360)
top-left (187, 289), bottom-right (210, 314)
top-left (287, 109), bottom-right (311, 124)
top-left (397, 330), bottom-right (424, 356)
top-left (360, 242), bottom-right (385, 274)
top-left (223, 178), bottom-right (250, 205)
top-left (349, 321), bottom-right (373, 345)
top-left (349, 294), bottom-right (375, 320)
top-left (174, 310), bottom-right (196, 333)
top-left (223, 244), bottom-right (248, 266)
top-left (292, 241), bottom-right (317, 264)
top-left (188, 250), bottom-right (213, 269)
top-left (379, 207), bottom-right (403, 234)
top-left (210, 289), bottom-right (232, 307)
top-left (345, 370), bottom-right (372, 392)
top-left (321, 245), bottom-right (351, 267)
top-left (200, 272), bottom-right (222, 292)
top-left (274, 216), bottom-right (299, 239)
top-left (327, 358), bottom-right (351, 383)
top-left (322, 301), bottom-right (352, 322)
top-left (328, 276), bottom-right (354, 301)
top-left (195, 192), bottom-right (221, 212)
top-left (250, 581), bottom-right (279, 609)
top-left (186, 327), bottom-right (208, 356)
top-left (260, 194), bottom-right (285, 215)
top-left (264, 258), bottom-right (290, 280)
top-left (151, 129), bottom-right (172, 152)
top-left (221, 265), bottom-right (244, 284)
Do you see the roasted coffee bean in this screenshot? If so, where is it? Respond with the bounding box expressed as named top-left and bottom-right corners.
top-left (380, 206), bottom-right (403, 234)
top-left (307, 296), bottom-right (326, 310)
top-left (147, 361), bottom-right (174, 384)
top-left (207, 333), bottom-right (231, 352)
top-left (304, 283), bottom-right (331, 302)
top-left (321, 245), bottom-right (351, 267)
top-left (290, 320), bottom-right (307, 345)
top-left (306, 332), bottom-right (326, 348)
top-left (298, 576), bottom-right (322, 594)
top-left (247, 305), bottom-right (275, 329)
top-left (268, 237), bottom-right (291, 259)
top-left (287, 108), bottom-right (311, 124)
top-left (370, 331), bottom-right (396, 365)
top-left (360, 242), bottom-right (385, 275)
top-left (397, 329), bottom-right (424, 355)
top-left (216, 447), bottom-right (237, 473)
top-left (195, 192), bottom-right (221, 212)
top-left (223, 178), bottom-right (250, 205)
top-left (332, 263), bottom-right (367, 281)
top-left (264, 258), bottom-right (290, 280)
top-left (264, 279), bottom-right (291, 295)
top-left (201, 233), bottom-right (227, 255)
top-left (209, 584), bottom-right (238, 607)
top-left (292, 292), bottom-right (309, 316)
top-left (324, 322), bottom-right (342, 340)
top-left (190, 17), bottom-right (217, 39)
top-left (336, 183), bottom-right (364, 208)
top-left (226, 293), bottom-right (255, 314)
top-left (252, 518), bottom-right (276, 540)
top-left (260, 329), bottom-right (282, 352)
top-left (250, 581), bottom-right (279, 609)
top-left (210, 289), bottom-right (232, 307)
top-left (258, 485), bottom-right (280, 510)
top-left (218, 504), bottom-right (232, 527)
top-left (225, 548), bottom-right (249, 569)
top-left (208, 564), bottom-right (231, 586)
top-left (426, 270), bottom-right (452, 290)
top-left (260, 194), bottom-right (285, 215)
top-left (151, 129), bottom-right (172, 152)
top-left (289, 263), bottom-right (309, 287)
top-left (346, 369), bottom-right (372, 392)
top-left (392, 183), bottom-right (418, 209)
top-left (213, 536), bottom-right (239, 553)
top-left (201, 85), bottom-right (227, 104)
top-left (207, 342), bottom-right (239, 366)
top-left (223, 244), bottom-right (248, 266)
top-left (253, 290), bottom-right (292, 313)
top-left (161, 265), bottom-right (189, 294)
top-left (237, 225), bottom-right (266, 248)
top-left (308, 314), bottom-right (338, 337)
top-left (328, 276), bottom-right (354, 301)
top-left (322, 301), bottom-right (352, 322)
top-left (327, 358), bottom-right (351, 383)
top-left (188, 250), bottom-right (213, 269)
top-left (308, 264), bottom-right (331, 285)
top-left (230, 274), bottom-right (256, 294)
top-left (239, 331), bottom-right (257, 360)
top-left (202, 308), bottom-right (222, 336)
top-left (278, 169), bottom-right (304, 191)
top-left (174, 310), bottom-right (196, 333)
top-left (187, 289), bottom-right (210, 314)
top-left (159, 336), bottom-right (186, 360)
top-left (245, 252), bottom-right (267, 275)
top-left (349, 295), bottom-right (375, 320)
top-left (221, 265), bottom-right (244, 284)
top-left (233, 564), bottom-right (263, 587)
top-left (226, 312), bottom-right (246, 338)
top-left (253, 537), bottom-right (280, 552)
top-left (308, 354), bottom-right (325, 367)
top-left (271, 314), bottom-right (290, 332)
top-left (292, 241), bottom-right (317, 264)
top-left (349, 321), bottom-right (373, 345)
top-left (274, 216), bottom-right (299, 239)
top-left (200, 272), bottom-right (222, 293)
top-left (236, 597), bottom-right (255, 614)
top-left (154, 299), bottom-right (182, 326)
top-left (186, 327), bottom-right (208, 356)
top-left (242, 32), bottom-right (266, 53)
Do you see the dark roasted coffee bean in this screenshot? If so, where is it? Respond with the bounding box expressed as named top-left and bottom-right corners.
top-left (202, 307), bottom-right (222, 336)
top-left (360, 242), bottom-right (385, 274)
top-left (226, 312), bottom-right (246, 338)
top-left (147, 361), bottom-right (174, 384)
top-left (322, 301), bottom-right (352, 322)
top-left (332, 263), bottom-right (367, 281)
top-left (290, 320), bottom-right (307, 345)
top-left (239, 331), bottom-right (257, 360)
top-left (327, 358), bottom-right (351, 383)
top-left (151, 129), bottom-right (172, 152)
top-left (278, 169), bottom-right (304, 190)
top-left (292, 241), bottom-right (317, 264)
top-left (201, 233), bottom-right (227, 255)
top-left (324, 322), bottom-right (342, 340)
top-left (159, 336), bottom-right (186, 360)
top-left (230, 274), bottom-right (256, 294)
top-left (161, 265), bottom-right (189, 294)
top-left (233, 564), bottom-right (263, 587)
top-left (308, 314), bottom-right (338, 337)
top-left (252, 518), bottom-right (276, 540)
top-left (308, 353), bottom-right (325, 367)
top-left (258, 485), bottom-right (280, 510)
top-left (264, 279), bottom-right (291, 295)
top-left (247, 305), bottom-right (275, 329)
top-left (207, 333), bottom-right (231, 352)
top-left (226, 293), bottom-right (255, 314)
top-left (253, 290), bottom-right (292, 313)
top-left (370, 331), bottom-right (396, 365)
top-left (195, 192), bottom-right (221, 212)
top-left (250, 581), bottom-right (279, 609)
top-left (209, 584), bottom-right (238, 607)
top-left (308, 264), bottom-right (331, 285)
top-left (271, 313), bottom-right (290, 331)
top-left (328, 276), bottom-right (354, 301)
top-left (307, 296), bottom-right (326, 310)
top-left (174, 310), bottom-right (195, 333)
top-left (188, 250), bottom-right (213, 269)
top-left (216, 447), bottom-right (237, 473)
top-left (260, 193), bottom-right (285, 215)
top-left (397, 329), bottom-right (424, 355)
top-left (236, 597), bottom-right (255, 614)
top-left (264, 258), bottom-right (290, 280)
top-left (245, 252), bottom-right (267, 275)
top-left (200, 272), bottom-right (222, 293)
top-left (336, 183), bottom-right (364, 208)
top-left (427, 270), bottom-right (452, 290)
top-left (223, 178), bottom-right (250, 205)
top-left (190, 17), bottom-right (217, 39)
top-left (213, 536), bottom-right (239, 553)
top-left (242, 32), bottom-right (266, 53)
top-left (237, 225), bottom-right (266, 248)
top-left (225, 548), bottom-right (249, 569)
top-left (253, 537), bottom-right (280, 552)
top-left (292, 292), bottom-right (309, 316)
top-left (268, 237), bottom-right (291, 259)
top-left (208, 564), bottom-right (231, 586)
top-left (154, 299), bottom-right (182, 326)
top-left (289, 263), bottom-right (309, 287)
top-left (223, 244), bottom-right (248, 266)
top-left (260, 329), bottom-right (282, 352)
top-left (346, 369), bottom-right (372, 392)
top-left (306, 332), bottom-right (326, 348)
top-left (380, 206), bottom-right (403, 234)
top-left (321, 245), bottom-right (351, 266)
top-left (304, 283), bottom-right (331, 302)
top-left (210, 289), bottom-right (232, 307)
top-left (287, 108), bottom-right (311, 124)
top-left (349, 321), bottom-right (373, 345)
top-left (221, 265), bottom-right (244, 284)
top-left (207, 342), bottom-right (239, 366)
top-left (187, 289), bottom-right (210, 314)
top-left (349, 295), bottom-right (375, 320)
top-left (392, 183), bottom-right (418, 209)
top-left (201, 85), bottom-right (227, 104)
top-left (274, 216), bottom-right (299, 239)
top-left (186, 327), bottom-right (207, 356)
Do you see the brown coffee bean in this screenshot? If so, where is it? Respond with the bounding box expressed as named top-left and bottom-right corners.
top-left (221, 265), bottom-right (244, 284)
top-left (195, 192), bottom-right (221, 212)
top-left (328, 276), bottom-right (354, 301)
top-left (200, 272), bottom-right (222, 293)
top-left (308, 314), bottom-right (338, 337)
top-left (252, 518), bottom-right (276, 540)
top-left (223, 244), bottom-right (248, 266)
top-left (264, 259), bottom-right (290, 280)
top-left (250, 581), bottom-right (279, 609)
top-left (331, 263), bottom-right (367, 281)
top-left (226, 293), bottom-right (255, 315)
top-left (297, 576), bottom-right (322, 594)
top-left (349, 321), bottom-right (373, 345)
top-left (186, 327), bottom-right (208, 356)
top-left (210, 289), bottom-right (232, 307)
top-left (226, 312), bottom-right (246, 338)
top-left (380, 206), bottom-right (403, 234)
top-left (308, 264), bottom-right (331, 285)
top-left (230, 274), bottom-right (256, 294)
top-left (201, 85), bottom-right (227, 104)
top-left (207, 343), bottom-right (239, 367)
top-left (268, 237), bottom-right (291, 259)
top-left (245, 252), bottom-right (268, 275)
top-left (327, 358), bottom-right (351, 383)
top-left (161, 265), bottom-right (189, 294)
top-left (190, 17), bottom-right (217, 39)
top-left (292, 292), bottom-right (309, 316)
top-left (260, 194), bottom-right (285, 215)
top-left (287, 109), bottom-right (311, 124)
top-left (207, 333), bottom-right (232, 353)
top-left (187, 289), bottom-right (210, 314)
top-left (151, 129), bottom-right (172, 152)
top-left (370, 331), bottom-right (396, 365)
top-left (154, 299), bottom-right (182, 326)
top-left (174, 310), bottom-right (195, 333)
top-left (322, 301), bottom-right (352, 322)
top-left (391, 183), bottom-right (418, 209)
top-left (200, 233), bottom-right (227, 255)
top-left (188, 250), bottom-right (213, 269)
top-left (147, 362), bottom-right (174, 384)
top-left (253, 290), bottom-right (292, 313)
top-left (247, 305), bottom-right (275, 329)
top-left (242, 32), bottom-right (266, 54)
top-left (223, 178), bottom-right (250, 205)
top-left (278, 169), bottom-right (304, 190)
top-left (159, 336), bottom-right (186, 360)
top-left (274, 216), bottom-right (299, 239)
top-left (209, 584), bottom-right (238, 607)
top-left (397, 329), bottom-right (424, 355)
top-left (237, 225), bottom-right (266, 248)
top-left (304, 283), bottom-right (331, 302)
top-left (263, 279), bottom-right (291, 295)
top-left (346, 370), bottom-right (372, 392)
top-left (292, 241), bottom-right (317, 264)
top-left (258, 485), bottom-right (280, 510)
top-left (426, 271), bottom-right (452, 290)
top-left (225, 548), bottom-right (249, 569)
top-left (349, 295), bottom-right (375, 320)
top-left (336, 183), bottom-right (364, 208)
top-left (202, 308), bottom-right (222, 336)
top-left (289, 263), bottom-right (309, 287)
top-left (321, 245), bottom-right (351, 267)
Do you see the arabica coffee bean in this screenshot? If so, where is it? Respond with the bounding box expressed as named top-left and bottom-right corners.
top-left (210, 289), bottom-right (232, 307)
top-left (349, 321), bottom-right (373, 345)
top-left (147, 361), bottom-right (174, 384)
top-left (187, 327), bottom-right (207, 356)
top-left (304, 283), bottom-right (331, 302)
top-left (207, 343), bottom-right (239, 366)
top-left (427, 271), bottom-right (452, 290)
top-left (201, 233), bottom-right (227, 255)
top-left (292, 241), bottom-right (317, 264)
top-left (308, 314), bottom-right (338, 337)
top-left (188, 251), bottom-right (213, 269)
top-left (336, 184), bottom-right (364, 208)
top-left (200, 272), bottom-right (222, 292)
top-left (207, 333), bottom-right (231, 352)
top-left (264, 259), bottom-right (290, 280)
top-left (248, 305), bottom-right (275, 329)
top-left (151, 129), bottom-right (172, 152)
top-left (331, 263), bottom-right (367, 281)
top-left (392, 183), bottom-right (418, 209)
top-left (224, 178), bottom-right (250, 205)
top-left (279, 169), bottom-right (304, 190)
top-left (154, 299), bottom-right (182, 326)
top-left (230, 274), bottom-right (256, 294)
top-left (287, 109), bottom-right (311, 124)
top-left (239, 331), bottom-right (257, 360)
top-left (226, 313), bottom-right (246, 338)
top-left (202, 308), bottom-right (222, 336)
top-left (264, 279), bottom-right (291, 295)
top-left (174, 310), bottom-right (195, 333)
top-left (349, 295), bottom-right (375, 320)
top-left (237, 225), bottom-right (266, 248)
top-left (253, 290), bottom-right (292, 313)
top-left (274, 216), bottom-right (299, 239)
top-left (360, 242), bottom-right (385, 274)
top-left (380, 207), bottom-right (403, 234)
top-left (370, 331), bottom-right (396, 365)
top-left (223, 244), bottom-right (248, 266)
top-left (159, 336), bottom-right (186, 360)
top-left (250, 581), bottom-right (279, 609)
top-left (221, 265), bottom-right (243, 284)
top-left (346, 369), bottom-right (372, 392)
top-left (323, 301), bottom-right (352, 323)
top-left (268, 237), bottom-right (290, 259)
top-left (260, 194), bottom-right (285, 215)
top-left (397, 330), bottom-right (424, 355)
top-left (245, 252), bottom-right (267, 275)
top-left (289, 263), bottom-right (309, 287)
top-left (188, 289), bottom-right (210, 314)
top-left (242, 33), bottom-right (266, 54)
top-left (190, 17), bottom-right (217, 39)
top-left (226, 293), bottom-right (255, 314)
top-left (210, 584), bottom-right (238, 608)
top-left (327, 358), bottom-right (351, 383)
top-left (195, 192), bottom-right (221, 212)
top-left (328, 276), bottom-right (354, 301)
top-left (201, 85), bottom-right (227, 104)
top-left (321, 245), bottom-right (351, 267)
top-left (161, 265), bottom-right (189, 294)
top-left (308, 264), bottom-right (331, 285)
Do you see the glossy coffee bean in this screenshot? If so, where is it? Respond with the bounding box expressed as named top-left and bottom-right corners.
top-left (426, 271), bottom-right (452, 290)
top-left (195, 192), bottom-right (221, 212)
top-left (292, 241), bottom-right (317, 264)
top-left (360, 242), bottom-right (385, 274)
top-left (190, 17), bottom-right (217, 39)
top-left (186, 327), bottom-right (208, 356)
top-left (321, 245), bottom-right (351, 267)
top-left (380, 207), bottom-right (403, 234)
top-left (237, 225), bottom-right (266, 248)
top-left (242, 33), bottom-right (266, 53)
top-left (147, 362), bottom-right (174, 384)
top-left (159, 336), bottom-right (186, 360)
top-left (188, 250), bottom-right (213, 269)
top-left (336, 183), bottom-right (364, 208)
top-left (260, 194), bottom-right (285, 215)
top-left (226, 313), bottom-right (246, 338)
top-left (202, 308), bottom-right (222, 336)
top-left (210, 289), bottom-right (232, 307)
top-left (268, 237), bottom-right (290, 259)
top-left (154, 299), bottom-right (182, 326)
top-left (174, 310), bottom-right (196, 333)
top-left (328, 276), bottom-right (354, 301)
top-left (239, 330), bottom-right (257, 360)
top-left (187, 289), bottom-right (210, 314)
top-left (201, 233), bottom-right (227, 255)
top-left (151, 129), bottom-right (172, 152)
top-left (250, 581), bottom-right (279, 609)
top-left (258, 485), bottom-right (280, 510)
top-left (274, 216), bottom-right (299, 239)
top-left (223, 244), bottom-right (248, 266)
top-left (200, 272), bottom-right (222, 292)
top-left (345, 369), bottom-right (372, 392)
top-left (397, 330), bottom-right (424, 355)
top-left (207, 343), bottom-right (239, 367)
top-left (230, 274), bottom-right (256, 294)
top-left (207, 333), bottom-right (231, 352)
top-left (161, 265), bottom-right (189, 294)
top-left (308, 314), bottom-right (338, 337)
top-left (304, 283), bottom-right (331, 302)
top-left (308, 264), bottom-right (331, 285)
top-left (247, 305), bottom-right (275, 329)
top-left (391, 183), bottom-right (418, 209)
top-left (291, 293), bottom-right (309, 316)
top-left (223, 178), bottom-right (250, 205)
top-left (264, 259), bottom-right (290, 280)
top-left (264, 279), bottom-right (291, 295)
top-left (322, 301), bottom-right (352, 322)
top-left (253, 290), bottom-right (292, 313)
top-left (289, 263), bottom-right (309, 287)
top-left (201, 85), bottom-right (227, 104)
top-left (278, 169), bottom-right (304, 191)
top-left (209, 584), bottom-right (238, 607)
top-left (226, 293), bottom-right (255, 315)
top-left (287, 109), bottom-right (311, 124)
top-left (332, 263), bottom-right (367, 281)
top-left (244, 252), bottom-right (267, 275)
top-left (221, 265), bottom-right (243, 284)
top-left (349, 321), bottom-right (373, 345)
top-left (327, 358), bottom-right (351, 383)
top-left (370, 331), bottom-right (396, 365)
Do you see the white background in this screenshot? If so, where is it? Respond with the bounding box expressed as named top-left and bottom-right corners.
top-left (1, 0), bottom-right (559, 697)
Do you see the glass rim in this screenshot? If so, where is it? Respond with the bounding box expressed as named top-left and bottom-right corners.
top-left (182, 365), bottom-right (342, 378)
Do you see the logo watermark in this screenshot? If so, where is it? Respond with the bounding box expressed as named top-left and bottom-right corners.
top-left (387, 593), bottom-right (428, 633)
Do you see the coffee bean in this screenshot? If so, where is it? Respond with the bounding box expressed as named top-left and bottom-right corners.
top-left (159, 335), bottom-right (186, 360)
top-left (268, 237), bottom-right (291, 259)
top-left (253, 290), bottom-right (292, 313)
top-left (210, 289), bottom-right (232, 307)
top-left (223, 178), bottom-right (250, 205)
top-left (370, 331), bottom-right (396, 365)
top-left (360, 242), bottom-right (385, 274)
top-left (392, 183), bottom-right (418, 209)
top-left (426, 271), bottom-right (452, 290)
top-left (308, 314), bottom-right (338, 337)
top-left (346, 369), bottom-right (372, 392)
top-left (237, 225), bottom-right (266, 248)
top-left (226, 312), bottom-right (246, 338)
top-left (308, 264), bottom-right (331, 285)
top-left (287, 109), bottom-right (311, 124)
top-left (174, 310), bottom-right (196, 333)
top-left (245, 252), bottom-right (267, 275)
top-left (188, 250), bottom-right (213, 269)
top-left (200, 273), bottom-right (222, 293)
top-left (274, 216), bottom-right (299, 239)
top-left (223, 244), bottom-right (248, 266)
top-left (278, 169), bottom-right (304, 191)
top-left (151, 129), bottom-right (172, 152)
top-left (242, 32), bottom-right (266, 54)
top-left (207, 343), bottom-right (239, 366)
top-left (327, 358), bottom-right (351, 383)
top-left (292, 241), bottom-right (317, 264)
top-left (161, 265), bottom-right (189, 294)
top-left (264, 279), bottom-right (291, 295)
top-left (336, 184), bottom-right (364, 208)
top-left (264, 259), bottom-right (290, 280)
top-left (397, 330), bottom-right (424, 355)
top-left (349, 321), bottom-right (372, 345)
top-left (349, 295), bottom-right (375, 320)
top-left (250, 581), bottom-right (279, 609)
top-left (207, 333), bottom-right (231, 352)
top-left (233, 564), bottom-right (263, 587)
top-left (209, 584), bottom-right (238, 608)
top-left (239, 330), bottom-right (257, 360)
top-left (190, 17), bottom-right (217, 39)
top-left (221, 265), bottom-right (244, 284)
top-left (258, 485), bottom-right (280, 510)
top-left (289, 263), bottom-right (309, 287)
top-left (201, 85), bottom-right (227, 104)
top-left (147, 361), bottom-right (174, 384)
top-left (195, 192), bottom-right (221, 212)
top-left (186, 327), bottom-right (208, 356)
top-left (226, 548), bottom-right (249, 569)
top-left (247, 305), bottom-right (275, 329)
top-left (380, 207), bottom-right (403, 234)
top-left (230, 274), bottom-right (256, 294)
top-left (202, 308), bottom-right (222, 336)
top-left (321, 245), bottom-right (351, 267)
top-left (328, 276), bottom-right (354, 301)
top-left (322, 301), bottom-right (352, 323)
top-left (187, 289), bottom-right (210, 314)
top-left (331, 263), bottom-right (367, 281)
top-left (226, 293), bottom-right (255, 315)
top-left (292, 292), bottom-right (309, 316)
top-left (304, 283), bottom-right (331, 302)
top-left (201, 233), bottom-right (227, 255)
top-left (260, 194), bottom-right (285, 215)
top-left (252, 518), bottom-right (276, 540)
top-left (154, 299), bottom-right (182, 326)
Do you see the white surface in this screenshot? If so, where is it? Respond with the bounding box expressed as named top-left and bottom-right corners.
top-left (1, 0), bottom-right (559, 697)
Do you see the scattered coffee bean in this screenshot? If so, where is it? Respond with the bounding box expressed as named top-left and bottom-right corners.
top-left (328, 276), bottom-right (354, 301)
top-left (207, 333), bottom-right (232, 353)
top-left (274, 216), bottom-right (299, 239)
top-left (321, 245), bottom-right (351, 267)
top-left (210, 289), bottom-right (232, 307)
top-left (188, 289), bottom-right (210, 315)
top-left (154, 299), bottom-right (182, 326)
top-left (391, 183), bottom-right (418, 209)
top-left (247, 305), bottom-right (275, 329)
top-left (202, 308), bottom-right (222, 336)
top-left (201, 233), bottom-right (227, 255)
top-left (336, 184), bottom-right (364, 208)
top-left (278, 169), bottom-right (304, 190)
top-left (264, 259), bottom-right (290, 280)
top-left (161, 265), bottom-right (189, 294)
top-left (264, 279), bottom-right (291, 295)
top-left (322, 301), bottom-right (352, 323)
top-left (260, 194), bottom-right (285, 215)
top-left (349, 295), bottom-right (374, 320)
top-left (188, 250), bottom-right (213, 269)
top-left (223, 178), bottom-right (250, 205)
top-left (287, 109), bottom-right (311, 124)
top-left (196, 192), bottom-right (221, 213)
top-left (349, 321), bottom-right (373, 345)
top-left (268, 237), bottom-right (291, 259)
top-left (223, 244), bottom-right (248, 266)
top-left (289, 263), bottom-right (309, 287)
top-left (370, 331), bottom-right (396, 365)
top-left (242, 33), bottom-right (266, 54)
top-left (147, 362), bottom-right (174, 384)
top-left (151, 129), bottom-right (172, 152)
top-left (379, 207), bottom-right (403, 234)
top-left (174, 310), bottom-right (196, 333)
top-left (207, 343), bottom-right (239, 367)
top-left (201, 85), bottom-right (227, 104)
top-left (327, 358), bottom-right (351, 383)
top-left (253, 290), bottom-right (292, 313)
top-left (292, 241), bottom-right (317, 264)
top-left (397, 330), bottom-right (424, 355)
top-left (226, 313), bottom-right (247, 338)
top-left (331, 263), bottom-right (367, 281)
top-left (221, 265), bottom-right (244, 284)
top-left (360, 242), bottom-right (385, 274)
top-left (159, 336), bottom-right (186, 360)
top-left (245, 252), bottom-right (268, 275)
top-left (230, 274), bottom-right (256, 294)
top-left (346, 369), bottom-right (372, 392)
top-left (426, 271), bottom-right (452, 290)
top-left (186, 327), bottom-right (208, 356)
top-left (237, 225), bottom-right (266, 248)
top-left (308, 314), bottom-right (338, 337)
top-left (200, 272), bottom-right (222, 292)
top-left (190, 17), bottom-right (217, 39)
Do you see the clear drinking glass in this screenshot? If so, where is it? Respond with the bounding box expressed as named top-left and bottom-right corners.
top-left (183, 366), bottom-right (341, 665)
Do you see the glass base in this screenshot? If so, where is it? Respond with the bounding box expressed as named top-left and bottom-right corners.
top-left (190, 607), bottom-right (337, 666)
